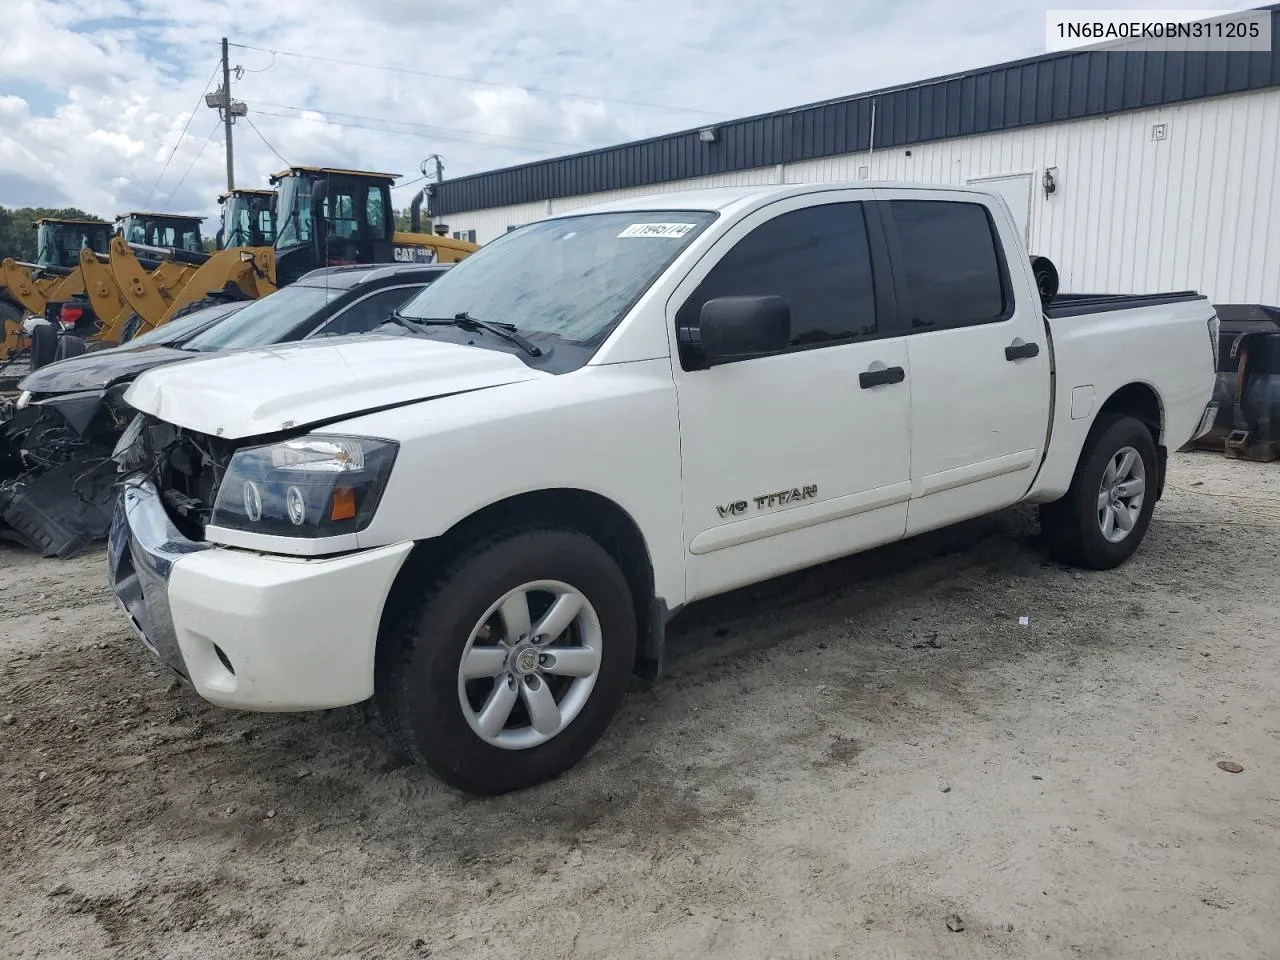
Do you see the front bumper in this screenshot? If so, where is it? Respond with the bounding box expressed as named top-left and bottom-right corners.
top-left (107, 480), bottom-right (413, 711)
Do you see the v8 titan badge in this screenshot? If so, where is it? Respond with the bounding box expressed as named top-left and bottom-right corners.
top-left (718, 484), bottom-right (818, 519)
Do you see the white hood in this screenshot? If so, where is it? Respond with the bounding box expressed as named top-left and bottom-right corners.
top-left (124, 335), bottom-right (545, 439)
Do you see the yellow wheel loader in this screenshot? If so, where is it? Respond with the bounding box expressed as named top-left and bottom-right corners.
top-left (85, 212), bottom-right (206, 344)
top-left (0, 218), bottom-right (112, 372)
top-left (132, 167), bottom-right (478, 335)
top-left (105, 190), bottom-right (277, 341)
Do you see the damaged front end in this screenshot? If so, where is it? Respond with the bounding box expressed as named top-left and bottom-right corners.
top-left (118, 417), bottom-right (238, 544)
top-left (0, 384), bottom-right (137, 557)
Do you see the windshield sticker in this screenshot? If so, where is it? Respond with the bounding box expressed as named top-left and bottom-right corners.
top-left (617, 222), bottom-right (698, 239)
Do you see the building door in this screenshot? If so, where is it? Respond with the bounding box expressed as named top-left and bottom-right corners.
top-left (967, 173), bottom-right (1033, 246)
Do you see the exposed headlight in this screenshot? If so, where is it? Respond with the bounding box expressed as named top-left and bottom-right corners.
top-left (15, 391), bottom-right (31, 410)
top-left (211, 435), bottom-right (398, 538)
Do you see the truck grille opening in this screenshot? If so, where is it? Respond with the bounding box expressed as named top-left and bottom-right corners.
top-left (137, 418), bottom-right (238, 541)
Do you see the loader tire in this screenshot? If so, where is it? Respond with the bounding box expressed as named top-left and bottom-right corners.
top-left (29, 323), bottom-right (58, 371)
top-left (1039, 414), bottom-right (1158, 570)
top-left (54, 336), bottom-right (86, 361)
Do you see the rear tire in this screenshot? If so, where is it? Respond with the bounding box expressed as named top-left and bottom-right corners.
top-left (1039, 414), bottom-right (1159, 570)
top-left (376, 528), bottom-right (637, 795)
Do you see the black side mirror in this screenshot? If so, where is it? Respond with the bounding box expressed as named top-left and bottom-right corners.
top-left (690, 295), bottom-right (791, 368)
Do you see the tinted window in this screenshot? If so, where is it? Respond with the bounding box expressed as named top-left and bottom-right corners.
top-left (366, 189), bottom-right (386, 237)
top-left (313, 286), bottom-right (417, 337)
top-left (889, 201), bottom-right (1007, 329)
top-left (677, 202), bottom-right (877, 351)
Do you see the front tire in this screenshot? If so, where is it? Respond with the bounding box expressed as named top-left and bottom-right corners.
top-left (376, 528), bottom-right (637, 795)
top-left (1039, 414), bottom-right (1159, 570)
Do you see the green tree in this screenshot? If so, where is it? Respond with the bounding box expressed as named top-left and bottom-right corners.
top-left (0, 206), bottom-right (108, 262)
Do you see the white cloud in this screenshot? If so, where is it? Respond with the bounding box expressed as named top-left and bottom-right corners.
top-left (0, 0), bottom-right (1247, 220)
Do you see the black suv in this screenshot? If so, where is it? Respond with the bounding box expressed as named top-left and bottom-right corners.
top-left (2, 263), bottom-right (450, 556)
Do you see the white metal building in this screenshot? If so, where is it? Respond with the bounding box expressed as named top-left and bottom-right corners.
top-left (430, 18), bottom-right (1280, 306)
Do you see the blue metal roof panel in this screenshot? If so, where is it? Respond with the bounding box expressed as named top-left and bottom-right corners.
top-left (432, 9), bottom-right (1280, 215)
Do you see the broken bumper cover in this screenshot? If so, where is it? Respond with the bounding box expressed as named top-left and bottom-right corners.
top-left (107, 479), bottom-right (413, 712)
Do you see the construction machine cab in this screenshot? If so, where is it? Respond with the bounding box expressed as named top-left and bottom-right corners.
top-left (114, 212), bottom-right (205, 253)
top-left (217, 189), bottom-right (276, 249)
top-left (34, 218), bottom-right (112, 270)
top-left (270, 167), bottom-right (398, 284)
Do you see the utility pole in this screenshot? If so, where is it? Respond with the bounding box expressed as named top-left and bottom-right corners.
top-left (220, 38), bottom-right (234, 190)
top-left (206, 37), bottom-right (247, 192)
top-left (422, 155), bottom-right (446, 234)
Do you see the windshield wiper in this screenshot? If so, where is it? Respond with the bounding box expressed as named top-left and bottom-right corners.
top-left (385, 310), bottom-right (430, 336)
top-left (411, 312), bottom-right (543, 358)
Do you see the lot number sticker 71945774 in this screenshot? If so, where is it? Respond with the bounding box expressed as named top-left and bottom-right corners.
top-left (617, 222), bottom-right (698, 239)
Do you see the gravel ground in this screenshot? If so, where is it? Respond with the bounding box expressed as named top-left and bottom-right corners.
top-left (1, 451), bottom-right (1278, 960)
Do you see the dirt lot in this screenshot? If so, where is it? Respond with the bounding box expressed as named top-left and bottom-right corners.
top-left (1, 451), bottom-right (1278, 960)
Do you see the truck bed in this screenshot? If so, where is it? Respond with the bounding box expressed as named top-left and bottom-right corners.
top-left (1044, 291), bottom-right (1206, 319)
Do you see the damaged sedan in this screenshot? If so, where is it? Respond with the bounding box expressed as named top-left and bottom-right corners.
top-left (1, 263), bottom-right (449, 556)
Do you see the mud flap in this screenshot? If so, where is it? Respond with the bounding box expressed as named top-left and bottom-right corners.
top-left (634, 596), bottom-right (670, 683)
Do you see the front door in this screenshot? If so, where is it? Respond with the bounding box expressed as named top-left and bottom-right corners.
top-left (669, 194), bottom-right (913, 603)
top-left (874, 188), bottom-right (1052, 536)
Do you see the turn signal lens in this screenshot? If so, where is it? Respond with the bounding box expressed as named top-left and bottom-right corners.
top-left (330, 486), bottom-right (356, 521)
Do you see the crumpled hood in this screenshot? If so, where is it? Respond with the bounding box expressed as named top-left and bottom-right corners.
top-left (124, 335), bottom-right (546, 439)
top-left (19, 345), bottom-right (190, 396)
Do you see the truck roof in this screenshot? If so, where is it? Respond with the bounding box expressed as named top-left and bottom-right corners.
top-left (570, 181), bottom-right (997, 217)
top-left (115, 211), bottom-right (206, 222)
top-left (218, 189), bottom-right (274, 202)
top-left (270, 166), bottom-right (400, 183)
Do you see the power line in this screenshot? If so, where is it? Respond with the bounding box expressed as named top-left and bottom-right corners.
top-left (144, 61), bottom-right (221, 208)
top-left (251, 108), bottom-right (561, 155)
top-left (229, 42), bottom-right (724, 117)
top-left (243, 115), bottom-right (290, 166)
top-left (162, 121), bottom-right (221, 210)
top-left (250, 100), bottom-right (587, 149)
top-left (391, 174), bottom-right (428, 192)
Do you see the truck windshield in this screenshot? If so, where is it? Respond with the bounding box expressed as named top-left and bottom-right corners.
top-left (397, 211), bottom-right (716, 343)
top-left (182, 285), bottom-right (338, 352)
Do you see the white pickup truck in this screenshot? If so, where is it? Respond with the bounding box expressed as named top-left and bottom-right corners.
top-left (108, 182), bottom-right (1218, 794)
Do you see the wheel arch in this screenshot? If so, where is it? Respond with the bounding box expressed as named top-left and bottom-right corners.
top-left (381, 487), bottom-right (661, 677)
top-left (1097, 381), bottom-right (1164, 442)
top-left (1093, 381), bottom-right (1166, 499)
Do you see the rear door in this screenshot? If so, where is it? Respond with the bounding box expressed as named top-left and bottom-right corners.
top-left (669, 193), bottom-right (912, 602)
top-left (874, 188), bottom-right (1051, 536)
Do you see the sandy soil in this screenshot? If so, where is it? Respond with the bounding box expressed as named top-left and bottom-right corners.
top-left (1, 451), bottom-right (1278, 960)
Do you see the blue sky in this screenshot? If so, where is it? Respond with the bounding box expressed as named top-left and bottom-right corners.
top-left (0, 0), bottom-right (1243, 220)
